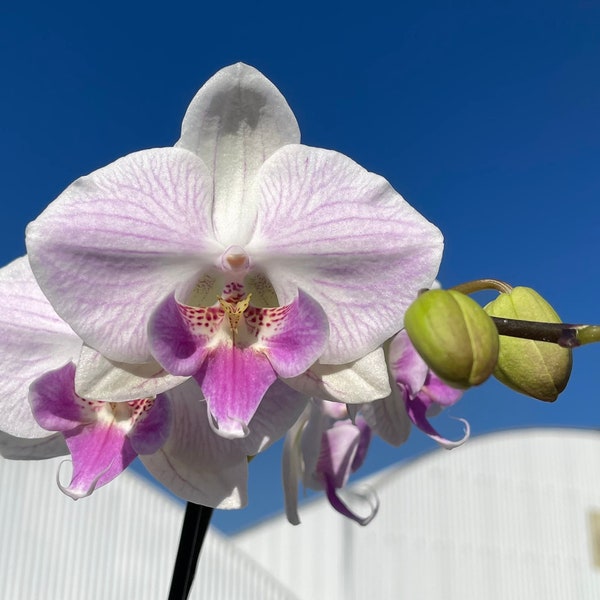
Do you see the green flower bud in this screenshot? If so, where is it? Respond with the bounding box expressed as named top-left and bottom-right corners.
top-left (404, 289), bottom-right (499, 389)
top-left (484, 287), bottom-right (572, 402)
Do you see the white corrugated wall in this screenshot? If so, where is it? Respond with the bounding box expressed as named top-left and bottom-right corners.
top-left (0, 456), bottom-right (298, 600)
top-left (233, 428), bottom-right (600, 600)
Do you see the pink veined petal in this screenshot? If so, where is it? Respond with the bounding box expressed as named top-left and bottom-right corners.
top-left (26, 147), bottom-right (221, 363)
top-left (75, 344), bottom-right (189, 401)
top-left (195, 345), bottom-right (278, 439)
top-left (252, 290), bottom-right (328, 378)
top-left (0, 257), bottom-right (82, 438)
top-left (285, 348), bottom-right (391, 405)
top-left (388, 329), bottom-right (429, 396)
top-left (176, 62), bottom-right (300, 247)
top-left (248, 144), bottom-right (444, 364)
top-left (30, 363), bottom-right (171, 498)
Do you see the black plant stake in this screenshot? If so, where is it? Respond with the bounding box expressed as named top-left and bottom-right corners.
top-left (168, 503), bottom-right (214, 600)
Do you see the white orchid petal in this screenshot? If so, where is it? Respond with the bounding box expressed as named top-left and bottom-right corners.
top-left (286, 347), bottom-right (391, 404)
top-left (0, 431), bottom-right (67, 460)
top-left (26, 148), bottom-right (220, 363)
top-left (177, 63), bottom-right (300, 246)
top-left (140, 379), bottom-right (249, 508)
top-left (362, 386), bottom-right (412, 447)
top-left (75, 344), bottom-right (189, 401)
top-left (249, 144), bottom-right (443, 363)
top-left (0, 257), bottom-right (82, 438)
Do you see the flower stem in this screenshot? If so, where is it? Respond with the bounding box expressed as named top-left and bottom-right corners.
top-left (491, 317), bottom-right (600, 348)
top-left (168, 502), bottom-right (214, 600)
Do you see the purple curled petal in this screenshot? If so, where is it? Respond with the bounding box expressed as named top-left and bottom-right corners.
top-left (405, 395), bottom-right (470, 449)
top-left (323, 476), bottom-right (379, 526)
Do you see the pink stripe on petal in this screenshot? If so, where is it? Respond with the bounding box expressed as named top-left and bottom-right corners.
top-left (195, 345), bottom-right (277, 438)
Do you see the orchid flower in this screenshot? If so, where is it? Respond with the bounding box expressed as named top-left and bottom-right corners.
top-left (363, 330), bottom-right (469, 449)
top-left (26, 63), bottom-right (444, 440)
top-left (0, 257), bottom-right (303, 506)
top-left (283, 399), bottom-right (378, 526)
top-left (0, 257), bottom-right (172, 498)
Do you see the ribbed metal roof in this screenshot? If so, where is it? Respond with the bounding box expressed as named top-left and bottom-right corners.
top-left (234, 428), bottom-right (600, 600)
top-left (0, 456), bottom-right (298, 600)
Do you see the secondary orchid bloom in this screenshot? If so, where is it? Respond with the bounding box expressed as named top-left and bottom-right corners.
top-left (26, 63), bottom-right (444, 440)
top-left (363, 330), bottom-right (469, 449)
top-left (0, 256), bottom-right (308, 505)
top-left (0, 256), bottom-right (172, 498)
top-left (283, 399), bottom-right (377, 526)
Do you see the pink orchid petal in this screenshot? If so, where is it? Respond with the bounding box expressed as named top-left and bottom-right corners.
top-left (30, 363), bottom-right (171, 498)
top-left (0, 257), bottom-right (82, 438)
top-left (253, 290), bottom-right (328, 378)
top-left (389, 329), bottom-right (429, 396)
top-left (177, 63), bottom-right (300, 247)
top-left (59, 422), bottom-right (139, 499)
top-left (149, 293), bottom-right (211, 376)
top-left (248, 144), bottom-right (443, 363)
top-left (421, 371), bottom-right (464, 407)
top-left (30, 363), bottom-right (90, 431)
top-left (26, 147), bottom-right (220, 363)
top-left (195, 345), bottom-right (277, 438)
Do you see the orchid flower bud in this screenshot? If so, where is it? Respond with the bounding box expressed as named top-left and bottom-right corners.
top-left (404, 289), bottom-right (499, 389)
top-left (484, 287), bottom-right (572, 401)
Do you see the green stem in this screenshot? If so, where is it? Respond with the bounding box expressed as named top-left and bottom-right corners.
top-left (491, 317), bottom-right (600, 348)
top-left (450, 279), bottom-right (513, 295)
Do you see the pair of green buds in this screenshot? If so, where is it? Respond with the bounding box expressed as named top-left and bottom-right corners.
top-left (404, 285), bottom-right (572, 402)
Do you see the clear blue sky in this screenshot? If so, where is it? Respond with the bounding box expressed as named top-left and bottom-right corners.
top-left (1, 1), bottom-right (599, 534)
